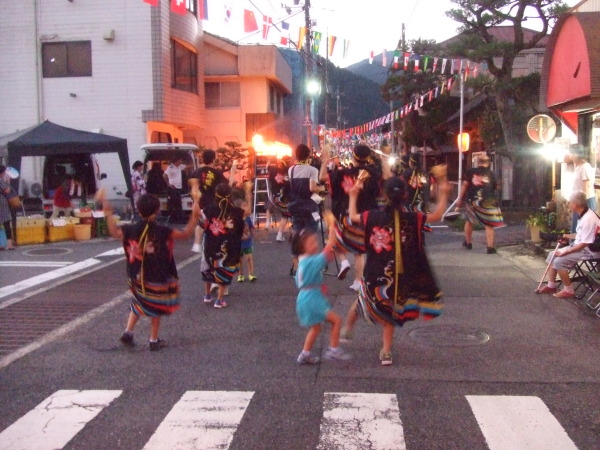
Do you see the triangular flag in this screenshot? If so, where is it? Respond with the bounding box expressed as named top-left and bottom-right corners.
top-left (280, 35), bottom-right (289, 46)
top-left (328, 36), bottom-right (336, 57)
top-left (382, 50), bottom-right (387, 67)
top-left (343, 40), bottom-right (350, 58)
top-left (393, 50), bottom-right (400, 69)
top-left (199, 0), bottom-right (208, 20)
top-left (281, 21), bottom-right (289, 31)
top-left (262, 15), bottom-right (272, 40)
top-left (171, 0), bottom-right (187, 15)
top-left (298, 27), bottom-right (306, 50)
top-left (312, 31), bottom-right (322, 54)
top-left (403, 52), bottom-right (410, 71)
top-left (441, 58), bottom-right (448, 74)
top-left (433, 57), bottom-right (438, 72)
top-left (144, 0), bottom-right (158, 6)
top-left (413, 55), bottom-right (420, 72)
top-left (244, 9), bottom-right (258, 32)
top-left (369, 51), bottom-right (374, 64)
top-left (422, 55), bottom-right (429, 72)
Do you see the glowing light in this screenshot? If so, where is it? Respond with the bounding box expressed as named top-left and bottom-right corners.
top-left (252, 134), bottom-right (292, 158)
top-left (457, 132), bottom-right (470, 152)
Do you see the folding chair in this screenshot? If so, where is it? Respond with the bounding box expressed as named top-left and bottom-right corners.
top-left (583, 270), bottom-right (600, 314)
top-left (569, 258), bottom-right (600, 299)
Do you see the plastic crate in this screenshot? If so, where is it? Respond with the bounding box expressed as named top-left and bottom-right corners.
top-left (46, 217), bottom-right (80, 242)
top-left (16, 217), bottom-right (46, 245)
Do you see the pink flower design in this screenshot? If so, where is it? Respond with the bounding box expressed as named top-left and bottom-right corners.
top-left (275, 173), bottom-right (285, 184)
top-left (472, 174), bottom-right (485, 186)
top-left (370, 226), bottom-right (393, 253)
top-left (126, 239), bottom-right (143, 263)
top-left (209, 218), bottom-right (226, 236)
top-left (341, 175), bottom-right (355, 194)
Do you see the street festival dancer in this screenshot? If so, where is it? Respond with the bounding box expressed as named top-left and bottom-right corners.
top-left (322, 144), bottom-right (391, 289)
top-left (293, 214), bottom-right (351, 365)
top-left (200, 183), bottom-right (245, 309)
top-left (287, 144), bottom-right (326, 276)
top-left (339, 166), bottom-right (450, 366)
top-left (456, 153), bottom-right (505, 254)
top-left (97, 190), bottom-right (200, 351)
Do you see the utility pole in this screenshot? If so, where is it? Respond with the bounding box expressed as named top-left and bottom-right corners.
top-left (304, 0), bottom-right (313, 149)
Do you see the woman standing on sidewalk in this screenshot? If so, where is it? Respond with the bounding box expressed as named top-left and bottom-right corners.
top-left (340, 167), bottom-right (450, 366)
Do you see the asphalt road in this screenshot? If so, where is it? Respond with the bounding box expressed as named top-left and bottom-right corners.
top-left (0, 224), bottom-right (599, 449)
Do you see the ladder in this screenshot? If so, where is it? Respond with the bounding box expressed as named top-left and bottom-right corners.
top-left (252, 177), bottom-right (271, 227)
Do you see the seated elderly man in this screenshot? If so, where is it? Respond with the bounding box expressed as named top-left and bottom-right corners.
top-left (537, 190), bottom-right (600, 299)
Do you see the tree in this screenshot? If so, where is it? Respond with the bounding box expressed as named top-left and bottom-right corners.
top-left (445, 0), bottom-right (569, 157)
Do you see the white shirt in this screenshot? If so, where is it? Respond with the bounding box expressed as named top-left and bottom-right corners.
top-left (574, 208), bottom-right (600, 248)
top-left (164, 164), bottom-right (185, 189)
top-left (573, 161), bottom-right (596, 200)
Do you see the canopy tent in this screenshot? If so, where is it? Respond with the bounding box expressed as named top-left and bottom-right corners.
top-left (0, 120), bottom-right (132, 196)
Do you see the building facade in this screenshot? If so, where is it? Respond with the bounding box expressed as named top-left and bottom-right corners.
top-left (0, 0), bottom-right (292, 200)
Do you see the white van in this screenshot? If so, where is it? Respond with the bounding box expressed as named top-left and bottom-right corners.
top-left (141, 143), bottom-right (199, 215)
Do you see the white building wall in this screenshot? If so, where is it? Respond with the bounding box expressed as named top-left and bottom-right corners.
top-left (0, 0), bottom-right (205, 201)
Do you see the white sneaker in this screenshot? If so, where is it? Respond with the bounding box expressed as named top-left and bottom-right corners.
top-left (191, 243), bottom-right (202, 253)
top-left (349, 280), bottom-right (361, 291)
top-left (276, 232), bottom-right (285, 242)
top-left (337, 260), bottom-right (351, 280)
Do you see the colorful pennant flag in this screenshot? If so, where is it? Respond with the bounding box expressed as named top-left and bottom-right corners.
top-left (328, 36), bottom-right (336, 57)
top-left (171, 0), bottom-right (187, 15)
top-left (262, 15), bottom-right (272, 40)
top-left (244, 9), bottom-right (258, 32)
top-left (199, 0), bottom-right (208, 19)
top-left (393, 50), bottom-right (399, 69)
top-left (343, 40), bottom-right (350, 58)
top-left (281, 21), bottom-right (289, 31)
top-left (382, 50), bottom-right (387, 67)
top-left (298, 27), bottom-right (307, 50)
top-left (369, 51), bottom-right (374, 64)
top-left (403, 52), bottom-right (410, 71)
top-left (312, 31), bottom-right (322, 54)
top-left (413, 55), bottom-right (420, 72)
top-left (144, 0), bottom-right (158, 6)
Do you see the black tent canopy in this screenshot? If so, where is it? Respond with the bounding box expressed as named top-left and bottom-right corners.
top-left (0, 120), bottom-right (131, 195)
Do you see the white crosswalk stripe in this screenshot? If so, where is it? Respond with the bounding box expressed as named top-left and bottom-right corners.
top-left (0, 391), bottom-right (580, 449)
top-left (143, 391), bottom-right (254, 450)
top-left (0, 389), bottom-right (122, 450)
top-left (318, 392), bottom-right (406, 450)
top-left (467, 395), bottom-right (578, 450)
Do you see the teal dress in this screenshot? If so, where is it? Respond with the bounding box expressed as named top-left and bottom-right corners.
top-left (295, 252), bottom-right (331, 327)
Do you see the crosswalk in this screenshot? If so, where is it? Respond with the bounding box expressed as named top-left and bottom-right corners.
top-left (0, 390), bottom-right (579, 450)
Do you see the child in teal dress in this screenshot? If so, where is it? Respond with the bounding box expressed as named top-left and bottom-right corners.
top-left (292, 218), bottom-right (351, 364)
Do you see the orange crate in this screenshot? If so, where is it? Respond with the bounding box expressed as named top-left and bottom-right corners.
top-left (16, 218), bottom-right (46, 245)
top-left (46, 218), bottom-right (79, 242)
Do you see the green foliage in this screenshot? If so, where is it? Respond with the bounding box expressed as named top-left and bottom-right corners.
top-left (525, 212), bottom-right (546, 228)
top-left (215, 142), bottom-right (247, 173)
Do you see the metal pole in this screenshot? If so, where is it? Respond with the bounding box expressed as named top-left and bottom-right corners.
top-left (443, 71), bottom-right (464, 219)
top-left (390, 100), bottom-right (395, 155)
top-left (304, 0), bottom-right (312, 149)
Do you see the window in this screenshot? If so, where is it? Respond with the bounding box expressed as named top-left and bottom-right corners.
top-left (42, 41), bottom-right (92, 78)
top-left (186, 0), bottom-right (197, 15)
top-left (172, 40), bottom-right (198, 93)
top-left (205, 82), bottom-right (240, 108)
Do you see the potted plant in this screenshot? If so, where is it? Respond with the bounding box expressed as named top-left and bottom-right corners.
top-left (525, 212), bottom-right (546, 243)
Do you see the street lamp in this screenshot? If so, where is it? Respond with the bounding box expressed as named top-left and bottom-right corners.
top-left (305, 78), bottom-right (320, 149)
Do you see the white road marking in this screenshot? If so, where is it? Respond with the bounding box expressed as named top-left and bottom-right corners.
top-left (0, 261), bottom-right (72, 267)
top-left (466, 395), bottom-right (578, 450)
top-left (0, 389), bottom-right (122, 450)
top-left (318, 392), bottom-right (406, 450)
top-left (0, 254), bottom-right (200, 369)
top-left (143, 391), bottom-right (254, 450)
top-left (0, 258), bottom-right (102, 299)
top-left (95, 247), bottom-right (124, 257)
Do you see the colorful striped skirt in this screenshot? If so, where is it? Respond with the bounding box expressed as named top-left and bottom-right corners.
top-left (129, 277), bottom-right (180, 317)
top-left (464, 200), bottom-right (505, 228)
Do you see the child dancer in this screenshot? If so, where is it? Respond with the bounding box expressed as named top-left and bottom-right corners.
top-left (97, 190), bottom-right (200, 351)
top-left (236, 199), bottom-right (257, 282)
top-left (293, 212), bottom-right (351, 364)
top-left (200, 183), bottom-right (245, 308)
